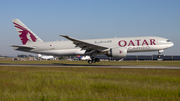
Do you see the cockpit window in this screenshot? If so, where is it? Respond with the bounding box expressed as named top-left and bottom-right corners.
top-left (167, 40), bottom-right (171, 42)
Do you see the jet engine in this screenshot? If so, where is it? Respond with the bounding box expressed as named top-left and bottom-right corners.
top-left (106, 47), bottom-right (127, 58)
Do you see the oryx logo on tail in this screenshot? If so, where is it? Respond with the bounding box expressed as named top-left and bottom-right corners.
top-left (13, 22), bottom-right (37, 45)
top-left (12, 19), bottom-right (43, 45)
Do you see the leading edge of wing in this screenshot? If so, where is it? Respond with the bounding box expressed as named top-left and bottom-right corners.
top-left (59, 35), bottom-right (109, 51)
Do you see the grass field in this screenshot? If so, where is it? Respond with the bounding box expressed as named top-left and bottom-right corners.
top-left (0, 66), bottom-right (180, 101)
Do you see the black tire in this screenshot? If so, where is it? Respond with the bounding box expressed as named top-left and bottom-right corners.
top-left (88, 60), bottom-right (92, 64)
top-left (92, 59), bottom-right (96, 63)
top-left (95, 58), bottom-right (100, 62)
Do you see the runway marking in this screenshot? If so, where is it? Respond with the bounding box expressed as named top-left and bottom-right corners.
top-left (0, 64), bottom-right (180, 69)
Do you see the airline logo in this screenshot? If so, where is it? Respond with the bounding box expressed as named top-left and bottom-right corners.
top-left (118, 39), bottom-right (156, 47)
top-left (13, 22), bottom-right (37, 45)
top-left (119, 50), bottom-right (123, 54)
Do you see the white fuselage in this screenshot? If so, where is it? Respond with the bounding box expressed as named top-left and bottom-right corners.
top-left (17, 36), bottom-right (174, 56)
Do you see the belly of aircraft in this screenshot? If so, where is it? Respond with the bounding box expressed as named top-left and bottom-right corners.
top-left (32, 49), bottom-right (86, 56)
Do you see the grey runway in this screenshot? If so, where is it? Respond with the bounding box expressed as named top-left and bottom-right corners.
top-left (0, 63), bottom-right (180, 69)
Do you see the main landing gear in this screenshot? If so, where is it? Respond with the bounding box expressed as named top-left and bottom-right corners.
top-left (88, 58), bottom-right (100, 64)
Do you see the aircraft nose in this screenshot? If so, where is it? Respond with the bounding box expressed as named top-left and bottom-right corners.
top-left (171, 42), bottom-right (174, 47)
top-left (167, 42), bottom-right (174, 48)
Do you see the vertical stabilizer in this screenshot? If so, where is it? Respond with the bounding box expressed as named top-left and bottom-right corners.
top-left (12, 19), bottom-right (43, 45)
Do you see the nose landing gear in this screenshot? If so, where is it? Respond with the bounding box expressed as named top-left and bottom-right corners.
top-left (157, 50), bottom-right (164, 60)
top-left (157, 55), bottom-right (161, 58)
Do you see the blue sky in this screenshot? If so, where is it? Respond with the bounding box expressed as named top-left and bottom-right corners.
top-left (0, 0), bottom-right (180, 56)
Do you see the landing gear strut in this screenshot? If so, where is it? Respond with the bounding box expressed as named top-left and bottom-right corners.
top-left (157, 50), bottom-right (164, 59)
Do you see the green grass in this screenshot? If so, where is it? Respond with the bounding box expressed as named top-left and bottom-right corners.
top-left (1, 59), bottom-right (180, 67)
top-left (0, 66), bottom-right (180, 101)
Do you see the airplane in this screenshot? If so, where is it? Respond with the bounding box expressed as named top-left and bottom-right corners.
top-left (10, 19), bottom-right (174, 64)
top-left (77, 55), bottom-right (91, 61)
top-left (38, 54), bottom-right (55, 60)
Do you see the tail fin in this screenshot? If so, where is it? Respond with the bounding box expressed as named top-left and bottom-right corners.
top-left (12, 19), bottom-right (43, 45)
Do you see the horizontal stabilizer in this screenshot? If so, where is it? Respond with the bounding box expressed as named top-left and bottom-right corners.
top-left (10, 45), bottom-right (35, 49)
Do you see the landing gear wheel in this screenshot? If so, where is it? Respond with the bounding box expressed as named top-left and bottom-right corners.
top-left (95, 58), bottom-right (100, 62)
top-left (158, 55), bottom-right (161, 58)
top-left (88, 60), bottom-right (92, 64)
top-left (92, 59), bottom-right (96, 63)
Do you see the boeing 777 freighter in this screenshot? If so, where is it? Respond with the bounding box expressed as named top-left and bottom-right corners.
top-left (11, 19), bottom-right (174, 64)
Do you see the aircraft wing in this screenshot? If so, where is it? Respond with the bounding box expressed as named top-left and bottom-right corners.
top-left (60, 35), bottom-right (109, 54)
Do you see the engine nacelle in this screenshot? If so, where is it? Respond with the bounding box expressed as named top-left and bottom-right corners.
top-left (106, 47), bottom-right (127, 58)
